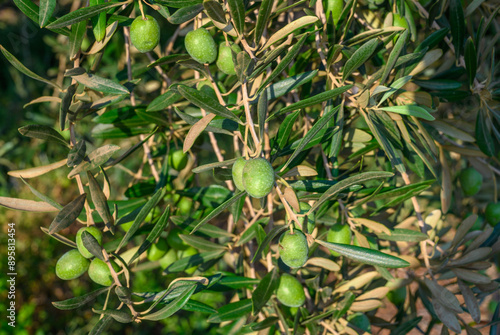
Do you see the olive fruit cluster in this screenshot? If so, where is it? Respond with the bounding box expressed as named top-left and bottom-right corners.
top-left (232, 157), bottom-right (275, 199)
top-left (130, 15), bottom-right (160, 53)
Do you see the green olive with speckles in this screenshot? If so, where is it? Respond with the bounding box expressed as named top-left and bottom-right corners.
top-left (56, 249), bottom-right (90, 280)
top-left (130, 15), bottom-right (160, 53)
top-left (276, 273), bottom-right (305, 307)
top-left (232, 157), bottom-right (247, 191)
top-left (88, 258), bottom-right (120, 286)
top-left (242, 158), bottom-right (275, 198)
top-left (185, 28), bottom-right (217, 64)
top-left (279, 230), bottom-right (308, 268)
top-left (216, 43), bottom-right (241, 75)
top-left (326, 223), bottom-right (352, 257)
top-left (76, 226), bottom-right (103, 259)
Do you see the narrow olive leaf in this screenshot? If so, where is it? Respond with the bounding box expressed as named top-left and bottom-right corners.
top-left (68, 144), bottom-right (120, 178)
top-left (191, 190), bottom-right (246, 234)
top-left (179, 234), bottom-right (226, 251)
top-left (182, 300), bottom-right (216, 314)
top-left (203, 0), bottom-right (226, 23)
top-left (432, 121), bottom-right (475, 142)
top-left (305, 257), bottom-right (340, 271)
top-left (466, 226), bottom-right (493, 253)
top-left (376, 229), bottom-right (428, 242)
top-left (81, 230), bottom-right (105, 261)
top-left (168, 4), bottom-right (204, 24)
top-left (380, 30), bottom-right (409, 85)
top-left (148, 54), bottom-right (190, 68)
top-left (282, 165), bottom-right (318, 178)
top-left (440, 147), bottom-right (452, 214)
top-left (234, 51), bottom-right (253, 82)
top-left (19, 176), bottom-right (63, 211)
top-left (408, 49), bottom-right (443, 76)
top-left (46, 2), bottom-right (125, 29)
top-left (254, 0), bottom-right (273, 44)
top-left (270, 85), bottom-right (352, 120)
top-left (85, 20), bottom-right (119, 55)
top-left (93, 309), bottom-right (133, 324)
top-left (184, 113), bottom-right (216, 153)
top-left (449, 0), bottom-right (465, 57)
top-left (226, 0), bottom-right (245, 34)
top-left (129, 207), bottom-right (170, 265)
top-left (475, 108), bottom-right (495, 157)
top-left (261, 16), bottom-right (318, 51)
top-left (208, 299), bottom-right (252, 323)
top-left (69, 20), bottom-right (87, 61)
top-left (24, 96), bottom-right (61, 108)
top-left (351, 218), bottom-right (391, 235)
top-left (48, 194), bottom-right (87, 234)
top-left (52, 287), bottom-right (110, 310)
top-left (316, 240), bottom-right (409, 268)
top-left (457, 279), bottom-right (480, 323)
top-left (452, 268), bottom-right (491, 285)
top-left (257, 90), bottom-right (268, 141)
top-left (177, 85), bottom-right (242, 125)
top-left (254, 70), bottom-right (318, 103)
top-left (70, 71), bottom-right (129, 95)
top-left (342, 38), bottom-right (379, 81)
top-left (464, 0), bottom-right (486, 16)
top-left (451, 214), bottom-right (477, 250)
top-left (174, 107), bottom-right (234, 136)
top-left (0, 197), bottom-right (59, 212)
top-left (431, 300), bottom-right (461, 334)
top-left (377, 105), bottom-right (435, 121)
top-left (465, 37), bottom-right (477, 87)
top-left (258, 35), bottom-right (308, 94)
top-left (8, 159), bottom-right (67, 179)
top-left (251, 317), bottom-right (279, 331)
top-left (18, 124), bottom-right (69, 147)
top-left (192, 158), bottom-right (238, 174)
top-left (309, 171), bottom-right (394, 213)
top-left (449, 248), bottom-right (492, 267)
top-left (252, 268), bottom-right (278, 316)
top-left (87, 172), bottom-right (113, 228)
top-left (163, 250), bottom-right (225, 274)
top-left (281, 105), bottom-right (341, 171)
top-left (0, 45), bottom-right (61, 90)
top-left (13, 0), bottom-right (70, 35)
top-left (116, 188), bottom-right (164, 252)
top-left (39, 0), bottom-right (56, 27)
top-left (252, 225), bottom-right (288, 263)
top-left (41, 227), bottom-right (77, 248)
top-left (424, 278), bottom-right (462, 314)
top-left (276, 110), bottom-right (300, 150)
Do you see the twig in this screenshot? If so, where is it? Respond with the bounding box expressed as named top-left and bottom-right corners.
top-left (242, 81), bottom-right (261, 149)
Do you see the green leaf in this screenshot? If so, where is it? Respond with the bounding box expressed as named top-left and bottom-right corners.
top-left (147, 89), bottom-right (182, 112)
top-left (174, 108), bottom-right (235, 136)
top-left (182, 300), bottom-right (217, 314)
top-left (142, 284), bottom-right (197, 321)
top-left (46, 2), bottom-right (125, 29)
top-left (282, 105), bottom-right (341, 171)
top-left (464, 0), bottom-right (485, 16)
top-left (475, 108), bottom-right (495, 156)
top-left (177, 85), bottom-right (242, 125)
top-left (87, 171), bottom-right (113, 228)
top-left (257, 90), bottom-right (268, 141)
top-left (252, 225), bottom-right (288, 263)
top-left (39, 0), bottom-right (56, 28)
top-left (81, 230), bottom-right (104, 261)
top-left (342, 38), bottom-right (379, 81)
top-left (252, 268), bottom-right (279, 315)
top-left (412, 79), bottom-right (462, 91)
top-left (163, 0), bottom-right (202, 8)
top-left (309, 171), bottom-right (394, 213)
top-left (465, 37), bottom-right (477, 87)
top-left (52, 287), bottom-right (110, 310)
top-left (315, 240), bottom-right (410, 268)
top-left (261, 16), bottom-right (318, 51)
top-left (449, 0), bottom-right (465, 58)
top-left (116, 188), bottom-right (164, 252)
top-left (0, 45), bottom-right (61, 90)
top-left (168, 4), bottom-right (204, 24)
top-left (208, 299), bottom-right (252, 323)
top-left (376, 228), bottom-right (428, 242)
top-left (254, 0), bottom-right (273, 44)
top-left (192, 158), bottom-right (238, 173)
top-left (380, 30), bottom-right (408, 85)
top-left (93, 309), bottom-right (133, 323)
top-left (269, 85), bottom-right (352, 120)
top-left (68, 145), bottom-right (121, 178)
top-left (276, 110), bottom-right (300, 150)
top-left (69, 20), bottom-right (87, 61)
top-left (18, 176), bottom-right (63, 211)
top-left (179, 234), bottom-right (226, 251)
top-left (48, 194), bottom-right (87, 234)
top-left (13, 0), bottom-right (70, 35)
top-left (163, 250), bottom-right (225, 274)
top-left (190, 190), bottom-right (246, 234)
top-left (377, 105), bottom-right (435, 121)
top-left (226, 0), bottom-right (245, 34)
top-left (18, 124), bottom-right (69, 147)
top-left (254, 70), bottom-right (317, 103)
top-left (69, 70), bottom-right (129, 95)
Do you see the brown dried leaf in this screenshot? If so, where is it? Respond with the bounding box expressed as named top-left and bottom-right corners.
top-left (0, 196), bottom-right (59, 212)
top-left (284, 187), bottom-right (300, 212)
top-left (350, 299), bottom-right (382, 312)
top-left (356, 287), bottom-right (389, 301)
top-left (8, 159), bottom-right (68, 179)
top-left (305, 257), bottom-right (340, 272)
top-left (183, 113), bottom-right (216, 153)
top-left (334, 272), bottom-right (379, 294)
top-left (352, 218), bottom-right (391, 234)
top-left (282, 165), bottom-right (318, 178)
top-left (353, 229), bottom-right (370, 248)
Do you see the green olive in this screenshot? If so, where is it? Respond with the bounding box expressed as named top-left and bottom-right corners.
top-left (387, 286), bottom-right (407, 306)
top-left (159, 248), bottom-right (178, 269)
top-left (459, 168), bottom-right (483, 196)
top-left (485, 203), bottom-right (500, 226)
top-left (184, 28), bottom-right (217, 64)
top-left (167, 227), bottom-right (189, 250)
top-left (178, 247), bottom-right (198, 274)
top-left (147, 239), bottom-right (168, 261)
top-left (276, 273), bottom-right (305, 307)
top-left (88, 258), bottom-right (120, 286)
top-left (177, 197), bottom-right (193, 215)
top-left (130, 15), bottom-right (160, 53)
top-left (242, 158), bottom-right (275, 199)
top-left (279, 230), bottom-right (309, 268)
top-left (326, 223), bottom-right (352, 257)
top-left (56, 249), bottom-right (90, 280)
top-left (216, 42), bottom-right (242, 75)
top-left (169, 149), bottom-right (188, 171)
top-left (232, 157), bottom-right (247, 191)
top-left (76, 226), bottom-right (103, 259)
top-left (324, 0), bottom-right (343, 26)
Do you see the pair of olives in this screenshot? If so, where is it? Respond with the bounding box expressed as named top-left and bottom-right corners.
top-left (56, 227), bottom-right (120, 286)
top-left (232, 157), bottom-right (275, 199)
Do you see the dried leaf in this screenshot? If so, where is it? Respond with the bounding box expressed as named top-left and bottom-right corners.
top-left (0, 196), bottom-right (59, 212)
top-left (8, 159), bottom-right (67, 179)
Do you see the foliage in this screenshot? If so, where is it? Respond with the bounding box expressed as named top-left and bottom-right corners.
top-left (1, 0), bottom-right (500, 333)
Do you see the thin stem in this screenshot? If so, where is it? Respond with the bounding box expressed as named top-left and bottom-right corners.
top-left (242, 81), bottom-right (261, 149)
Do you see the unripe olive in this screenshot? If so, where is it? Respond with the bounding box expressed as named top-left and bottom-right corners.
top-left (392, 13), bottom-right (409, 30)
top-left (279, 230), bottom-right (309, 268)
top-left (232, 157), bottom-right (247, 191)
top-left (178, 247), bottom-right (198, 274)
top-left (276, 273), bottom-right (305, 307)
top-left (485, 203), bottom-right (500, 226)
top-left (326, 223), bottom-right (352, 257)
top-left (56, 249), bottom-right (90, 280)
top-left (242, 158), bottom-right (275, 199)
top-left (147, 239), bottom-right (168, 261)
top-left (216, 42), bottom-right (241, 75)
top-left (324, 0), bottom-right (343, 26)
top-left (459, 168), bottom-right (483, 196)
top-left (159, 248), bottom-right (178, 269)
top-left (347, 313), bottom-right (371, 333)
top-left (177, 197), bottom-right (193, 215)
top-left (387, 286), bottom-right (407, 306)
top-left (130, 15), bottom-right (160, 53)
top-left (76, 226), bottom-right (103, 259)
top-left (88, 258), bottom-right (120, 286)
top-left (169, 149), bottom-right (188, 171)
top-left (167, 227), bottom-right (189, 250)
top-left (185, 28), bottom-right (217, 64)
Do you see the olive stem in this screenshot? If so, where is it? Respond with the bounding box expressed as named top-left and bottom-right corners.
top-left (138, 0), bottom-right (146, 20)
top-left (275, 184), bottom-right (302, 231)
top-left (242, 81), bottom-right (261, 149)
